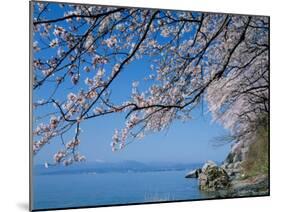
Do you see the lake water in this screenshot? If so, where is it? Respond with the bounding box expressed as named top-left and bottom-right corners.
top-left (32, 167), bottom-right (211, 210)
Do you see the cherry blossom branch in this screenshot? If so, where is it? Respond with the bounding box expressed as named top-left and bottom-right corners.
top-left (80, 10), bottom-right (160, 118)
top-left (34, 8), bottom-right (123, 25)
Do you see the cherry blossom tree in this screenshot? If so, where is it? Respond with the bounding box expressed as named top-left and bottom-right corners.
top-left (32, 2), bottom-right (269, 165)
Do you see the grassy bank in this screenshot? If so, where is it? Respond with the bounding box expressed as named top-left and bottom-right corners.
top-left (242, 117), bottom-right (269, 178)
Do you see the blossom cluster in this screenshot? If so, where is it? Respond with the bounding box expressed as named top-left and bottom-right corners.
top-left (32, 2), bottom-right (268, 165)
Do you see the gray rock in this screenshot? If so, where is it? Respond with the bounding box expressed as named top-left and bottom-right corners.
top-left (185, 168), bottom-right (201, 178)
top-left (233, 153), bottom-right (242, 163)
top-left (202, 160), bottom-right (217, 172)
top-left (224, 152), bottom-right (234, 164)
top-left (228, 175), bottom-right (269, 197)
top-left (226, 163), bottom-right (234, 169)
top-left (198, 172), bottom-right (208, 187)
top-left (198, 161), bottom-right (230, 192)
top-left (221, 164), bottom-right (227, 169)
top-left (233, 161), bottom-right (241, 169)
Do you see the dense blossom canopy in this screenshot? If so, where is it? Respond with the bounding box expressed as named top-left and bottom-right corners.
top-left (32, 2), bottom-right (269, 165)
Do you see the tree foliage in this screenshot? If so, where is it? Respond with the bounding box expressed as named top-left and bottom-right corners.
top-left (32, 2), bottom-right (269, 165)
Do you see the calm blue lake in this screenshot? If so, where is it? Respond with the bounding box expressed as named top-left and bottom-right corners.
top-left (32, 164), bottom-right (211, 210)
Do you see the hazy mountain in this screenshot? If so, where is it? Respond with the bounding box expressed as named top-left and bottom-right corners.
top-left (33, 160), bottom-right (203, 176)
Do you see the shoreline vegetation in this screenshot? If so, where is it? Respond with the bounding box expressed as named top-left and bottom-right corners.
top-left (186, 116), bottom-right (269, 197)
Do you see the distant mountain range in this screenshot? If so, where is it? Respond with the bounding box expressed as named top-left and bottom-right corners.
top-left (33, 160), bottom-right (203, 176)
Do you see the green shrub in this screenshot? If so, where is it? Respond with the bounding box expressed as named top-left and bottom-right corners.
top-left (242, 118), bottom-right (269, 178)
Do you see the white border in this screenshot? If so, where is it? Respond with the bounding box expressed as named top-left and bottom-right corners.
top-left (0, 0), bottom-right (280, 211)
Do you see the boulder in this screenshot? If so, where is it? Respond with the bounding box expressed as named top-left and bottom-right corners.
top-left (233, 152), bottom-right (242, 163)
top-left (198, 172), bottom-right (208, 187)
top-left (233, 161), bottom-right (241, 169)
top-left (226, 168), bottom-right (240, 175)
top-left (229, 175), bottom-right (269, 197)
top-left (185, 168), bottom-right (202, 178)
top-left (224, 152), bottom-right (234, 164)
top-left (198, 161), bottom-right (230, 192)
top-left (202, 160), bottom-right (217, 172)
top-left (223, 161), bottom-right (242, 180)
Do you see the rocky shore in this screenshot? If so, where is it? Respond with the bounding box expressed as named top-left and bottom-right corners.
top-left (185, 160), bottom-right (269, 197)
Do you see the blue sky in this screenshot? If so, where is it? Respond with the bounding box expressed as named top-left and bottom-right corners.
top-left (34, 57), bottom-right (231, 164)
top-left (35, 103), bottom-right (230, 164)
top-left (33, 2), bottom-right (231, 165)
